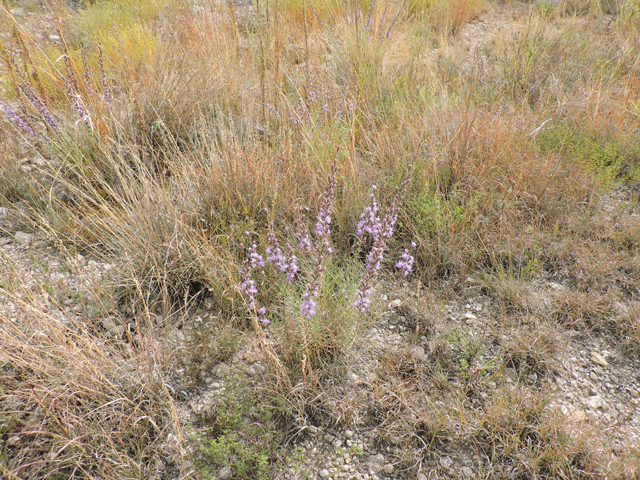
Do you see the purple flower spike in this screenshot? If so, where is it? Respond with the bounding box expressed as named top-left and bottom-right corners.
top-left (258, 307), bottom-right (270, 325)
top-left (0, 101), bottom-right (34, 135)
top-left (395, 249), bottom-right (414, 277)
top-left (301, 298), bottom-right (317, 319)
top-left (354, 178), bottom-right (411, 314)
top-left (249, 244), bottom-right (265, 269)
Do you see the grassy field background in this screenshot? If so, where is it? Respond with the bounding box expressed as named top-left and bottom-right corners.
top-left (1, 0), bottom-right (639, 477)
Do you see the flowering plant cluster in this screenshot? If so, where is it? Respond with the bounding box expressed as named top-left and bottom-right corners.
top-left (0, 46), bottom-right (112, 136)
top-left (237, 161), bottom-right (415, 326)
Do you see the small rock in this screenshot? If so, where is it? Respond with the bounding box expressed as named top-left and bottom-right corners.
top-left (14, 231), bottom-right (33, 246)
top-left (7, 436), bottom-right (20, 446)
top-left (102, 318), bottom-right (124, 336)
top-left (462, 312), bottom-right (477, 321)
top-left (439, 456), bottom-right (453, 468)
top-left (388, 314), bottom-right (401, 325)
top-left (244, 351), bottom-right (259, 363)
top-left (367, 453), bottom-right (386, 471)
top-left (345, 429), bottom-right (354, 438)
top-left (504, 368), bottom-right (517, 382)
top-left (212, 363), bottom-right (230, 378)
top-left (389, 435), bottom-right (402, 445)
top-left (417, 474), bottom-right (428, 480)
top-left (527, 373), bottom-right (538, 383)
top-left (319, 469), bottom-right (330, 478)
top-left (308, 425), bottom-right (319, 434)
top-left (389, 299), bottom-right (402, 308)
top-left (383, 464), bottom-right (394, 474)
top-left (461, 466), bottom-right (473, 478)
top-left (570, 409), bottom-right (587, 422)
top-left (590, 372), bottom-right (598, 382)
top-left (586, 411), bottom-right (598, 422)
top-left (584, 395), bottom-right (604, 411)
top-left (218, 466), bottom-right (233, 479)
top-left (0, 237), bottom-right (11, 246)
top-left (590, 352), bottom-right (608, 368)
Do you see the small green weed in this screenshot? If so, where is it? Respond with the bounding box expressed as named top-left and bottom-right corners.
top-left (537, 126), bottom-right (640, 188)
top-left (192, 376), bottom-right (284, 480)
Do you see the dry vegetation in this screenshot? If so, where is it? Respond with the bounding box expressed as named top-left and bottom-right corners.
top-left (1, 0), bottom-right (639, 477)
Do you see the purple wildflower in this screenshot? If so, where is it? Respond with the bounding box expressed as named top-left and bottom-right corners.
top-left (353, 178), bottom-right (411, 314)
top-left (395, 249), bottom-right (414, 277)
top-left (18, 83), bottom-right (58, 129)
top-left (99, 46), bottom-right (111, 112)
top-left (266, 232), bottom-right (288, 272)
top-left (81, 47), bottom-right (95, 96)
top-left (300, 160), bottom-right (337, 319)
top-left (258, 307), bottom-right (270, 325)
top-left (248, 244), bottom-right (265, 269)
top-left (286, 254), bottom-right (299, 283)
top-left (237, 244), bottom-right (270, 326)
top-left (296, 214), bottom-right (312, 251)
top-left (356, 185), bottom-right (380, 237)
top-left (0, 100), bottom-right (34, 135)
top-left (301, 296), bottom-right (317, 318)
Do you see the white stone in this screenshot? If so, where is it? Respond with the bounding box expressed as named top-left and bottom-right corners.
top-left (14, 231), bottom-right (33, 246)
top-left (590, 352), bottom-right (608, 367)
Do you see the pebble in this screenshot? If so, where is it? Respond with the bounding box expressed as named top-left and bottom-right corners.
top-left (319, 469), bottom-right (330, 478)
top-left (383, 464), bottom-right (394, 474)
top-left (14, 231), bottom-right (33, 246)
top-left (367, 454), bottom-right (386, 471)
top-left (218, 466), bottom-right (233, 479)
top-left (590, 352), bottom-right (609, 367)
top-left (461, 466), bottom-right (474, 478)
top-left (212, 363), bottom-right (230, 378)
top-left (571, 409), bottom-right (587, 422)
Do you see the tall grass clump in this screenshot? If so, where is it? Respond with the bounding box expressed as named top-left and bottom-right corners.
top-left (0, 262), bottom-right (185, 479)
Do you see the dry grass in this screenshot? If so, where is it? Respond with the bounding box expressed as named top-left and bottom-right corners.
top-left (1, 0), bottom-right (640, 477)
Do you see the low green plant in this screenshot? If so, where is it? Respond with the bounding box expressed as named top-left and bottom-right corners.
top-left (192, 376), bottom-right (284, 480)
top-left (537, 125), bottom-right (640, 187)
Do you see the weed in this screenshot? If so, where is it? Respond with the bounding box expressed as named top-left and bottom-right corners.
top-left (192, 376), bottom-right (284, 480)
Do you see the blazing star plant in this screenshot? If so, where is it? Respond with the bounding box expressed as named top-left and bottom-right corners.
top-left (237, 160), bottom-right (414, 327)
